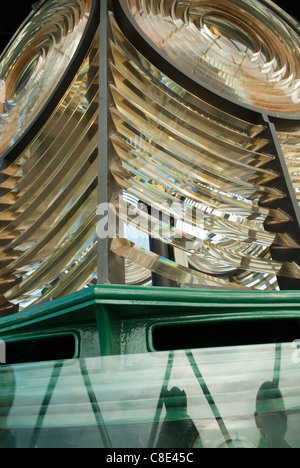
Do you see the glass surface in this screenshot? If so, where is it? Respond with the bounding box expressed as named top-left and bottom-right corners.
top-left (109, 16), bottom-right (299, 290)
top-left (277, 128), bottom-right (300, 204)
top-left (124, 0), bottom-right (300, 114)
top-left (0, 0), bottom-right (299, 309)
top-left (0, 0), bottom-right (94, 157)
top-left (0, 29), bottom-right (99, 312)
top-left (0, 343), bottom-right (299, 448)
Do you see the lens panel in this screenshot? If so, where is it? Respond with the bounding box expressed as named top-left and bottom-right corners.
top-left (122, 0), bottom-right (300, 115)
top-left (108, 13), bottom-right (300, 290)
top-left (0, 1), bottom-right (99, 313)
top-left (0, 0), bottom-right (95, 158)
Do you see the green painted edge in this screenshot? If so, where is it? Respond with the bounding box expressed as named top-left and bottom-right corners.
top-left (0, 285), bottom-right (300, 334)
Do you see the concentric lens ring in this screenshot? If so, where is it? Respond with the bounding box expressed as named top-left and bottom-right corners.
top-left (118, 0), bottom-right (300, 116)
top-left (0, 0), bottom-right (99, 161)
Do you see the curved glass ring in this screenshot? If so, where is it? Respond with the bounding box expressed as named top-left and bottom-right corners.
top-left (0, 0), bottom-right (99, 161)
top-left (117, 0), bottom-right (300, 116)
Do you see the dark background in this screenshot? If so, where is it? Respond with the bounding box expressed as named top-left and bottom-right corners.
top-left (0, 0), bottom-right (299, 55)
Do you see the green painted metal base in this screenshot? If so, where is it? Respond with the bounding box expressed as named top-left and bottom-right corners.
top-left (0, 285), bottom-right (300, 361)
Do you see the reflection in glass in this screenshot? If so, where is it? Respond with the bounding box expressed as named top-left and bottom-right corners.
top-left (0, 342), bottom-right (299, 448)
top-left (155, 387), bottom-right (200, 448)
top-left (0, 366), bottom-right (16, 448)
top-left (255, 380), bottom-right (290, 448)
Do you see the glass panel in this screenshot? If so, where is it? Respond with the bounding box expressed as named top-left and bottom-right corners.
top-left (111, 237), bottom-right (279, 289)
top-left (124, 0), bottom-right (300, 114)
top-left (1, 343), bottom-right (299, 448)
top-left (0, 0), bottom-right (95, 156)
top-left (277, 128), bottom-right (300, 205)
top-left (110, 16), bottom-right (266, 138)
top-left (0, 29), bottom-right (99, 312)
top-left (109, 16), bottom-right (299, 290)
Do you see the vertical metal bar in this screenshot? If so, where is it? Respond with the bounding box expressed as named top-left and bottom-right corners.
top-left (97, 0), bottom-right (109, 284)
top-left (97, 0), bottom-right (125, 285)
top-left (149, 238), bottom-right (177, 287)
top-left (148, 206), bottom-right (177, 287)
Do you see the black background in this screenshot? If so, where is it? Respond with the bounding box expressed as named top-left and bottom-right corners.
top-left (0, 0), bottom-right (34, 54)
top-left (0, 1), bottom-right (299, 55)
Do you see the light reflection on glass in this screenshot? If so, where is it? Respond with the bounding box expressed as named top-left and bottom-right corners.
top-left (0, 0), bottom-right (94, 156)
top-left (123, 0), bottom-right (300, 114)
top-left (1, 343), bottom-right (299, 447)
top-left (277, 127), bottom-right (300, 205)
top-left (109, 15), bottom-right (299, 290)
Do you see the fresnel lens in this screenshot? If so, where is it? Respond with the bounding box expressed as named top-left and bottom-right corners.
top-left (0, 0), bottom-right (100, 314)
top-left (0, 0), bottom-right (300, 315)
